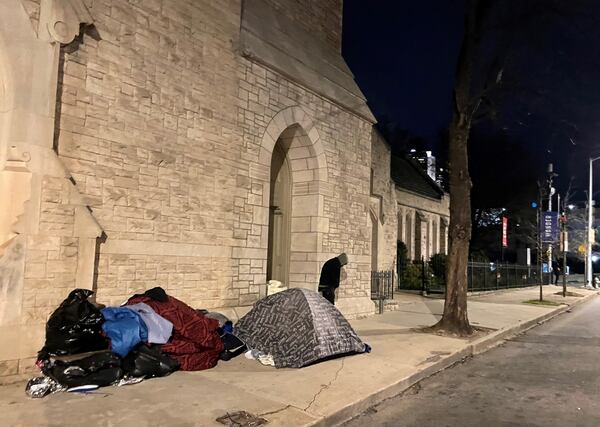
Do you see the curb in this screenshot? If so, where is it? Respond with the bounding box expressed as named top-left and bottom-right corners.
top-left (310, 290), bottom-right (599, 427)
top-left (467, 284), bottom-right (540, 298)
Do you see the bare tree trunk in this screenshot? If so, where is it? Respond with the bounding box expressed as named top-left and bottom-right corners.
top-left (432, 0), bottom-right (481, 336)
top-left (435, 120), bottom-right (474, 335)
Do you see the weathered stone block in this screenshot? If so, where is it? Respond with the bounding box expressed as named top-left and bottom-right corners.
top-left (290, 232), bottom-right (318, 252)
top-left (46, 259), bottom-right (78, 274)
top-left (24, 263), bottom-right (46, 279)
top-left (0, 359), bottom-right (19, 377)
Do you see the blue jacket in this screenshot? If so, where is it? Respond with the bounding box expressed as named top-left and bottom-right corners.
top-left (101, 307), bottom-right (148, 357)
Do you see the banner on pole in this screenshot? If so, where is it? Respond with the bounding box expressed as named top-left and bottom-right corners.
top-left (540, 212), bottom-right (559, 243)
top-left (502, 217), bottom-right (508, 248)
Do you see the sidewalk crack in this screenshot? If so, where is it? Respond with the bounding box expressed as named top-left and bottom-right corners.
top-left (303, 358), bottom-right (345, 412)
top-left (258, 405), bottom-right (292, 417)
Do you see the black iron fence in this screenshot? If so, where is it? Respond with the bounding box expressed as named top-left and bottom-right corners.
top-left (371, 270), bottom-right (394, 314)
top-left (467, 262), bottom-right (539, 292)
top-left (397, 258), bottom-right (540, 294)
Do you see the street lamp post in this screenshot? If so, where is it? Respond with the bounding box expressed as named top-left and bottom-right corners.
top-left (547, 164), bottom-right (556, 286)
top-left (586, 156), bottom-right (600, 288)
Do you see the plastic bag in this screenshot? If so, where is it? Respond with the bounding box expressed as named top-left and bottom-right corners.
top-left (115, 375), bottom-right (145, 387)
top-left (25, 376), bottom-right (67, 398)
top-left (122, 344), bottom-right (179, 378)
top-left (44, 351), bottom-right (123, 388)
top-left (200, 310), bottom-right (230, 328)
top-left (38, 289), bottom-right (108, 359)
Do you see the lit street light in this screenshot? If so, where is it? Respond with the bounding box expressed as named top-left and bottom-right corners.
top-left (586, 156), bottom-right (600, 288)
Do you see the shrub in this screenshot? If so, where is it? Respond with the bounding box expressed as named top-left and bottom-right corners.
top-left (429, 253), bottom-right (447, 278)
top-left (398, 260), bottom-right (425, 290)
top-left (470, 250), bottom-right (490, 263)
top-left (397, 241), bottom-right (408, 272)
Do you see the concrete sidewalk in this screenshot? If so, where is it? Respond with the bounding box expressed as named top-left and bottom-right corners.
top-left (1, 285), bottom-right (597, 427)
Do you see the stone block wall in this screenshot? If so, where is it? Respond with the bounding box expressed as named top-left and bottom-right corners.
top-left (24, 176), bottom-right (79, 316)
top-left (370, 129), bottom-right (398, 271)
top-left (1, 164), bottom-right (100, 383)
top-left (236, 60), bottom-right (373, 299)
top-left (55, 0), bottom-right (243, 309)
top-left (53, 0), bottom-right (373, 308)
top-left (0, 0), bottom-right (376, 383)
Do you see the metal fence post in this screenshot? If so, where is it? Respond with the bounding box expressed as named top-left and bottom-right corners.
top-left (379, 271), bottom-right (384, 314)
top-left (370, 270), bottom-right (399, 314)
top-left (470, 259), bottom-right (474, 291)
top-left (421, 258), bottom-right (427, 296)
top-left (482, 262), bottom-right (486, 290)
top-left (495, 264), bottom-right (499, 290)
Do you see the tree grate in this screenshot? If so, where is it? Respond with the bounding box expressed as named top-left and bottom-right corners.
top-left (216, 411), bottom-right (268, 427)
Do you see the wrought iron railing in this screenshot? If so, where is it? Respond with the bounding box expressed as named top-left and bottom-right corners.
top-left (397, 258), bottom-right (540, 294)
top-left (371, 270), bottom-right (394, 314)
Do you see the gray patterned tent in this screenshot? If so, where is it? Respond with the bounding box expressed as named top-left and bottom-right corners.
top-left (234, 288), bottom-right (367, 368)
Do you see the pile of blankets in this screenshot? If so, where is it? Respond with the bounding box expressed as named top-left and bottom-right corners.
top-left (28, 287), bottom-right (230, 398)
top-left (126, 287), bottom-right (223, 370)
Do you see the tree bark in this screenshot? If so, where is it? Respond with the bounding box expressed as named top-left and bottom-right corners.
top-left (434, 121), bottom-right (474, 335)
top-left (432, 0), bottom-right (481, 336)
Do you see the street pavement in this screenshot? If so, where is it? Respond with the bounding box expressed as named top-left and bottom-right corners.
top-left (0, 285), bottom-right (597, 427)
top-left (342, 291), bottom-right (600, 427)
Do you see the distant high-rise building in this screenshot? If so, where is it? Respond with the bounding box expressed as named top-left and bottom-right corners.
top-left (408, 150), bottom-right (437, 181)
top-left (407, 149), bottom-right (448, 191)
top-left (436, 166), bottom-right (448, 190)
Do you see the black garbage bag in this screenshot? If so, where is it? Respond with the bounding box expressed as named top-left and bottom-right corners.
top-left (44, 351), bottom-right (123, 388)
top-left (38, 289), bottom-right (108, 359)
top-left (219, 332), bottom-right (247, 361)
top-left (122, 344), bottom-right (180, 378)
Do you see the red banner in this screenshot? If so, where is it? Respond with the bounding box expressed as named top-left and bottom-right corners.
top-left (502, 217), bottom-right (508, 248)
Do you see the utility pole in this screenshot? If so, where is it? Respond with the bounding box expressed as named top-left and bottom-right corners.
top-left (538, 200), bottom-right (543, 302)
top-left (586, 156), bottom-right (600, 288)
top-left (561, 206), bottom-right (567, 298)
top-left (547, 164), bottom-right (555, 287)
top-left (587, 159), bottom-right (593, 287)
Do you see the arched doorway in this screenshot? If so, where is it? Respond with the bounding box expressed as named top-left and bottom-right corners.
top-left (251, 106), bottom-right (329, 291)
top-left (267, 139), bottom-right (292, 284)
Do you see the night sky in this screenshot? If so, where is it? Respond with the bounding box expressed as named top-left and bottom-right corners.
top-left (342, 0), bottom-right (600, 204)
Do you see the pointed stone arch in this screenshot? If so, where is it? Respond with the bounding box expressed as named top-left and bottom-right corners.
top-left (258, 106), bottom-right (328, 181)
top-left (258, 106), bottom-right (330, 290)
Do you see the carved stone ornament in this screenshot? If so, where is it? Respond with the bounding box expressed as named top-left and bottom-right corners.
top-left (43, 0), bottom-right (93, 44)
top-left (4, 145), bottom-right (31, 172)
top-left (6, 145), bottom-right (31, 163)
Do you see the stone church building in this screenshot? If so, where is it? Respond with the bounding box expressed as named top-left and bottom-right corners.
top-left (0, 0), bottom-right (448, 380)
top-left (370, 129), bottom-right (449, 273)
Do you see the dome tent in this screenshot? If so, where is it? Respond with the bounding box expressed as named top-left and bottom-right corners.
top-left (235, 288), bottom-right (367, 368)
